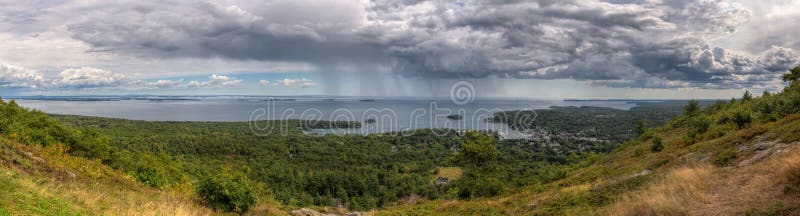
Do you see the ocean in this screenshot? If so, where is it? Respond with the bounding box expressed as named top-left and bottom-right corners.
top-left (12, 96), bottom-right (638, 138)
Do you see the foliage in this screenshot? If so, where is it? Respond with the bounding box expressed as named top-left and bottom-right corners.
top-left (374, 66), bottom-right (800, 215)
top-left (492, 101), bottom-right (686, 146)
top-left (713, 148), bottom-right (738, 167)
top-left (687, 116), bottom-right (711, 141)
top-left (456, 176), bottom-right (505, 199)
top-left (683, 100), bottom-right (700, 116)
top-left (197, 171), bottom-right (258, 213)
top-left (456, 131), bottom-right (499, 166)
top-left (14, 65), bottom-right (800, 214)
top-left (732, 109), bottom-right (753, 129)
top-left (0, 170), bottom-right (84, 215)
top-left (650, 136), bottom-right (664, 152)
top-left (783, 65), bottom-right (800, 84)
top-left (634, 118), bottom-right (647, 136)
top-left (742, 90), bottom-right (753, 102)
top-left (51, 113), bottom-right (590, 210)
top-left (0, 99), bottom-right (111, 161)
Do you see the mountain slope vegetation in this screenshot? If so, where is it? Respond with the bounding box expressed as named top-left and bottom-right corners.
top-left (0, 120), bottom-right (214, 214)
top-left (375, 67), bottom-right (800, 215)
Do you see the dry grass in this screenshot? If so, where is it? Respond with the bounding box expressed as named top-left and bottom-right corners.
top-left (608, 145), bottom-right (800, 216)
top-left (779, 149), bottom-right (800, 195)
top-left (609, 166), bottom-right (714, 215)
top-left (436, 167), bottom-right (463, 180)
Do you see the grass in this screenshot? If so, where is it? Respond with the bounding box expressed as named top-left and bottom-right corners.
top-left (0, 170), bottom-right (83, 215)
top-left (436, 167), bottom-right (463, 180)
top-left (0, 136), bottom-right (215, 215)
top-left (608, 166), bottom-right (714, 215)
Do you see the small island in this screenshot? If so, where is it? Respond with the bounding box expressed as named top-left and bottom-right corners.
top-left (365, 118), bottom-right (377, 124)
top-left (446, 114), bottom-right (463, 120)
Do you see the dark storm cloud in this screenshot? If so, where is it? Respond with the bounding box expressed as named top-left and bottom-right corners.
top-left (60, 0), bottom-right (800, 89)
top-left (67, 0), bottom-right (385, 65)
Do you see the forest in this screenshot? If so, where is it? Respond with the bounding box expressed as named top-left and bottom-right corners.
top-left (0, 98), bottom-right (689, 213)
top-left (490, 101), bottom-right (701, 145)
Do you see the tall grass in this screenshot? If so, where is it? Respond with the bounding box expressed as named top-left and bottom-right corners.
top-left (610, 166), bottom-right (714, 215)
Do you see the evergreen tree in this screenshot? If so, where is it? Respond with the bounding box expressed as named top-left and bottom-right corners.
top-left (683, 100), bottom-right (700, 116)
top-left (634, 118), bottom-right (647, 136)
top-left (742, 90), bottom-right (753, 101)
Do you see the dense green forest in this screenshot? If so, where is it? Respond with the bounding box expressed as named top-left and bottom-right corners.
top-left (0, 97), bottom-right (692, 213)
top-left (50, 114), bottom-right (604, 211)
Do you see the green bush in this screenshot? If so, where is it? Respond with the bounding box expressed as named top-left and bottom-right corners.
top-left (742, 90), bottom-right (753, 101)
top-left (0, 99), bottom-right (112, 161)
top-left (197, 172), bottom-right (258, 214)
top-left (683, 100), bottom-right (700, 116)
top-left (687, 117), bottom-right (710, 140)
top-left (714, 148), bottom-right (738, 167)
top-left (650, 137), bottom-right (664, 152)
top-left (457, 177), bottom-right (505, 199)
top-left (732, 109), bottom-right (753, 129)
top-left (634, 118), bottom-right (647, 136)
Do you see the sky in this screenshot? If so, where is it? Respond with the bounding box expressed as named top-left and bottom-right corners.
top-left (1, 0), bottom-right (799, 99)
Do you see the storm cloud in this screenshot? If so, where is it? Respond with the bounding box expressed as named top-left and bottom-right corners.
top-left (11, 0), bottom-right (800, 90)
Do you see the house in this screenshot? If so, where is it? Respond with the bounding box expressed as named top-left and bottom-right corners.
top-left (436, 177), bottom-right (449, 184)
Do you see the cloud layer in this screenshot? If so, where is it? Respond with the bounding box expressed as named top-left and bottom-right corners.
top-left (0, 63), bottom-right (254, 90)
top-left (0, 64), bottom-right (44, 88)
top-left (2, 0), bottom-right (800, 92)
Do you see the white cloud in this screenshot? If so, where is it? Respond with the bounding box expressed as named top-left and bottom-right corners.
top-left (54, 67), bottom-right (127, 88)
top-left (277, 78), bottom-right (298, 86)
top-left (259, 80), bottom-right (270, 86)
top-left (275, 78), bottom-right (315, 88)
top-left (0, 63), bottom-right (44, 88)
top-left (300, 78), bottom-right (316, 88)
top-left (187, 74), bottom-right (242, 88)
top-left (145, 79), bottom-right (185, 89)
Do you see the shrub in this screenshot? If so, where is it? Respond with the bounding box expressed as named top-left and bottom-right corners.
top-left (683, 100), bottom-right (700, 116)
top-left (66, 129), bottom-right (112, 161)
top-left (755, 98), bottom-right (778, 121)
top-left (713, 148), bottom-right (738, 167)
top-left (732, 109), bottom-right (753, 129)
top-left (742, 90), bottom-right (753, 101)
top-left (457, 177), bottom-right (505, 199)
top-left (651, 137), bottom-right (664, 152)
top-left (634, 147), bottom-right (645, 157)
top-left (197, 172), bottom-right (258, 214)
top-left (634, 118), bottom-right (647, 136)
top-left (705, 100), bottom-right (728, 112)
top-left (687, 117), bottom-right (710, 140)
top-left (0, 99), bottom-right (112, 161)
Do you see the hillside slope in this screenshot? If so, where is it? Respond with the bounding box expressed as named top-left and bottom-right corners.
top-left (0, 135), bottom-right (214, 215)
top-left (377, 78), bottom-right (800, 215)
top-left (0, 99), bottom-right (217, 215)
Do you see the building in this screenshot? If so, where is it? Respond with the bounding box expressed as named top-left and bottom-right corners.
top-left (436, 177), bottom-right (449, 184)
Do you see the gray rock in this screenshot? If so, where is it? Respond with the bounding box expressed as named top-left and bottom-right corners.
top-left (632, 169), bottom-right (652, 178)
